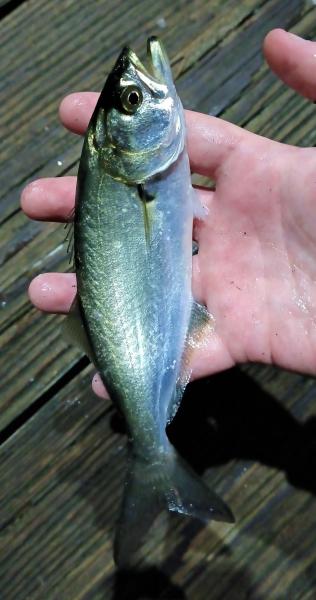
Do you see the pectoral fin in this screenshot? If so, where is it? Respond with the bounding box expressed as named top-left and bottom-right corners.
top-left (192, 240), bottom-right (199, 255)
top-left (62, 297), bottom-right (95, 363)
top-left (136, 184), bottom-right (155, 245)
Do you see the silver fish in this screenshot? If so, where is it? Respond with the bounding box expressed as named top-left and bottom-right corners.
top-left (67, 37), bottom-right (234, 565)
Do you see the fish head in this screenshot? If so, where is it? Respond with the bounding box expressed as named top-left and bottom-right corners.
top-left (88, 37), bottom-right (185, 183)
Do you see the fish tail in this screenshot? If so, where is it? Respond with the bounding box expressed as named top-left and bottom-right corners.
top-left (114, 446), bottom-right (234, 566)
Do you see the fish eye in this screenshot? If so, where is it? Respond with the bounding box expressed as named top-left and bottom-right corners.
top-left (120, 86), bottom-right (143, 113)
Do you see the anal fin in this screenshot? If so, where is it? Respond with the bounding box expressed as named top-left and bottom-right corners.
top-left (166, 301), bottom-right (215, 424)
top-left (186, 300), bottom-right (215, 350)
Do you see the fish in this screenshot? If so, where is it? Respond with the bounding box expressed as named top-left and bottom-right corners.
top-left (66, 37), bottom-right (234, 566)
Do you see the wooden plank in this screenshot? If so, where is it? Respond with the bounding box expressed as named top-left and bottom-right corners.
top-left (2, 0), bottom-right (316, 595)
top-left (0, 0), bottom-right (221, 432)
top-left (0, 0), bottom-right (312, 434)
top-left (0, 309), bottom-right (82, 432)
top-left (0, 216), bottom-right (84, 431)
top-left (222, 10), bottom-right (316, 130)
top-left (1, 365), bottom-right (316, 598)
top-left (177, 0), bottom-right (311, 115)
top-left (0, 0), bottom-right (25, 14)
top-left (0, 0), bottom-right (221, 217)
top-left (0, 0), bottom-right (307, 222)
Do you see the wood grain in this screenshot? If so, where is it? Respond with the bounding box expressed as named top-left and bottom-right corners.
top-left (1, 0), bottom-right (314, 429)
top-left (1, 0), bottom-right (316, 598)
top-left (1, 366), bottom-right (316, 598)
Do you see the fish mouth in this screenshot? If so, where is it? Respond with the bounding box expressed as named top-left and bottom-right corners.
top-left (120, 37), bottom-right (173, 87)
top-left (123, 47), bottom-right (151, 78)
top-left (147, 36), bottom-right (173, 85)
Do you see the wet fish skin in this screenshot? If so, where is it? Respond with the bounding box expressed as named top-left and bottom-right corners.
top-left (73, 37), bottom-right (234, 565)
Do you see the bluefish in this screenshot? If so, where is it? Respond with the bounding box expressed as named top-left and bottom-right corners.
top-left (66, 37), bottom-right (234, 566)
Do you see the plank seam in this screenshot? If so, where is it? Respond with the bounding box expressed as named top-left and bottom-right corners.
top-left (0, 0), bottom-right (27, 20)
top-left (0, 356), bottom-right (89, 444)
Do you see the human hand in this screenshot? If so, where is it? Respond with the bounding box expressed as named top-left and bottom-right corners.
top-left (21, 29), bottom-right (316, 398)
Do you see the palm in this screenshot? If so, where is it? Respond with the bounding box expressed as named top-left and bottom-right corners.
top-left (195, 137), bottom-right (316, 376)
top-left (21, 29), bottom-right (316, 395)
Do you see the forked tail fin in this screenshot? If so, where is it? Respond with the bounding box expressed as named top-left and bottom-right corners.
top-left (114, 448), bottom-right (234, 566)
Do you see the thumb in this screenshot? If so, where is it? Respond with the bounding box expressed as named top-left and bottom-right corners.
top-left (263, 29), bottom-right (316, 101)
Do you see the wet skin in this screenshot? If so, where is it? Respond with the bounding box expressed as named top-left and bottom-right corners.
top-left (21, 29), bottom-right (316, 397)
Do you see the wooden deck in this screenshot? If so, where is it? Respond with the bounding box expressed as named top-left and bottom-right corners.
top-left (1, 0), bottom-right (316, 597)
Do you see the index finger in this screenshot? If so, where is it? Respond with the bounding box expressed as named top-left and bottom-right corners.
top-left (264, 29), bottom-right (316, 101)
